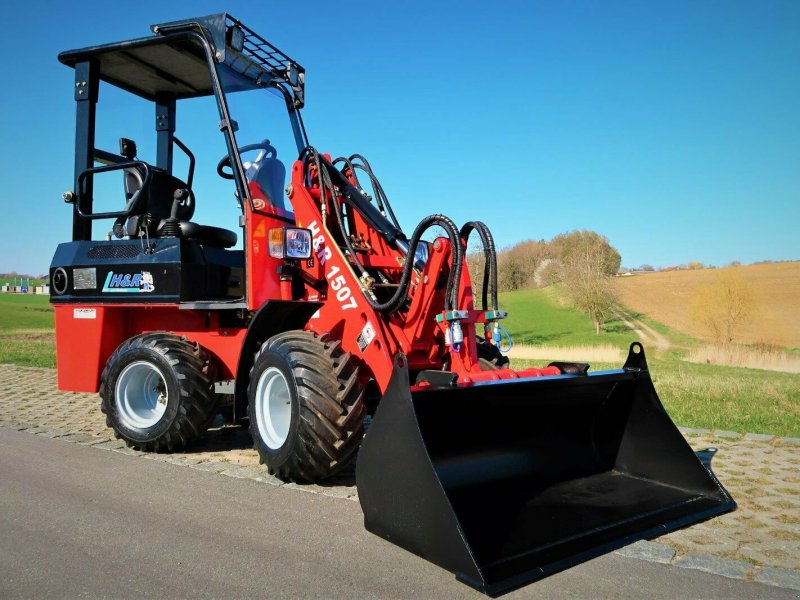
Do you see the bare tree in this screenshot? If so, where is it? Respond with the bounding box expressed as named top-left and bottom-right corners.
top-left (691, 268), bottom-right (757, 344)
top-left (497, 251), bottom-right (527, 292)
top-left (556, 231), bottom-right (620, 335)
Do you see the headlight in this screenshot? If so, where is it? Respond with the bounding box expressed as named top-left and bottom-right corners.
top-left (268, 227), bottom-right (312, 259)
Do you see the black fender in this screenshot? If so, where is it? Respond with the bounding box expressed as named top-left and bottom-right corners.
top-left (233, 300), bottom-right (322, 422)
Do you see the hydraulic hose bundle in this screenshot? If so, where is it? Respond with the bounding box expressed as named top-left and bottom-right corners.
top-left (459, 221), bottom-right (498, 312)
top-left (344, 154), bottom-right (402, 230)
top-left (380, 213), bottom-right (462, 314)
top-left (303, 147), bottom-right (464, 315)
top-left (302, 148), bottom-right (501, 330)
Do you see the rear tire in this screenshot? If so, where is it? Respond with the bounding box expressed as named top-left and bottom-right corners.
top-left (100, 333), bottom-right (219, 452)
top-left (248, 330), bottom-right (365, 483)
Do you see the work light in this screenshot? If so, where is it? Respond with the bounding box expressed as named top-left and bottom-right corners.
top-left (227, 25), bottom-right (245, 53)
top-left (268, 227), bottom-right (312, 259)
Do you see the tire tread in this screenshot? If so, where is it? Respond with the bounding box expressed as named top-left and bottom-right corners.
top-left (249, 330), bottom-right (365, 483)
top-left (99, 333), bottom-right (219, 452)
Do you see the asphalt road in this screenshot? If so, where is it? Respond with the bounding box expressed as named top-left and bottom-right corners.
top-left (0, 428), bottom-right (793, 599)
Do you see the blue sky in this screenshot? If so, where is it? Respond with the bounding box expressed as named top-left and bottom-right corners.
top-left (0, 0), bottom-right (797, 274)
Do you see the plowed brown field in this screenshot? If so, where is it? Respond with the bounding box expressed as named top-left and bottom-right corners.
top-left (615, 262), bottom-right (800, 348)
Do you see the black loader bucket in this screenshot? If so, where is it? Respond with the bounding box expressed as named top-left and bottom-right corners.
top-left (356, 343), bottom-right (735, 596)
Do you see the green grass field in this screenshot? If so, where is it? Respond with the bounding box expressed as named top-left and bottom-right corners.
top-left (504, 287), bottom-right (800, 437)
top-left (514, 354), bottom-right (799, 437)
top-left (500, 287), bottom-right (643, 349)
top-left (1, 289), bottom-right (798, 436)
top-left (0, 294), bottom-right (55, 367)
top-left (649, 358), bottom-right (799, 437)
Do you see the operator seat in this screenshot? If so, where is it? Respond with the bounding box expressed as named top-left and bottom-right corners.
top-left (122, 166), bottom-right (237, 248)
top-left (238, 141), bottom-right (293, 221)
top-left (245, 146), bottom-right (288, 216)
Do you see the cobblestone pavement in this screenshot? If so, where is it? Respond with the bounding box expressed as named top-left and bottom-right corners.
top-left (1, 364), bottom-right (798, 591)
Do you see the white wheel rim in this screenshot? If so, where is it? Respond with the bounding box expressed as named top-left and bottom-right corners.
top-left (255, 366), bottom-right (292, 450)
top-left (115, 361), bottom-right (168, 429)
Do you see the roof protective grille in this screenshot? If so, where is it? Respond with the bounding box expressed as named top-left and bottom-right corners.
top-left (151, 14), bottom-right (306, 107)
top-left (225, 15), bottom-right (305, 107)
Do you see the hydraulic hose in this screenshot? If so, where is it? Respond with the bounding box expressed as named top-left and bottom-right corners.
top-left (332, 156), bottom-right (361, 188)
top-left (302, 149), bottom-right (463, 315)
top-left (348, 154), bottom-right (402, 230)
top-left (459, 221), bottom-right (498, 311)
top-left (303, 148), bottom-right (369, 279)
top-left (352, 164), bottom-right (389, 216)
top-left (365, 213), bottom-right (463, 314)
top-left (300, 146), bottom-right (328, 211)
top-left (333, 156), bottom-right (391, 221)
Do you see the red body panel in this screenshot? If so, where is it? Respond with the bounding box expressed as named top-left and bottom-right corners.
top-left (54, 305), bottom-right (127, 392)
top-left (245, 181), bottom-right (293, 310)
top-left (54, 304), bottom-right (245, 392)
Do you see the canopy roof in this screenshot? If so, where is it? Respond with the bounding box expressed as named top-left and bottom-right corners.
top-left (58, 14), bottom-right (305, 104)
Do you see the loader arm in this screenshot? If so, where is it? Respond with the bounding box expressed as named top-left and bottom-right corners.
top-left (283, 152), bottom-right (560, 392)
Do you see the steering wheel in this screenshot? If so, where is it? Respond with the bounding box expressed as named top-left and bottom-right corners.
top-left (216, 141), bottom-right (278, 180)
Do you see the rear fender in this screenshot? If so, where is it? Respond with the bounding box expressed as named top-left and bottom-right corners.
top-left (233, 300), bottom-right (322, 421)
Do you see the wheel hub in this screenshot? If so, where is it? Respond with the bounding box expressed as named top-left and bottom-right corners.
top-left (254, 366), bottom-right (292, 450)
top-left (115, 361), bottom-right (169, 429)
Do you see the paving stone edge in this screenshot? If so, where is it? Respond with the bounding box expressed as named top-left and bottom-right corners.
top-left (0, 421), bottom-right (358, 502)
top-left (615, 540), bottom-right (800, 591)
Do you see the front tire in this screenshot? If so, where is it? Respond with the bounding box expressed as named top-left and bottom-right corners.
top-left (248, 331), bottom-right (365, 483)
top-left (100, 333), bottom-right (218, 452)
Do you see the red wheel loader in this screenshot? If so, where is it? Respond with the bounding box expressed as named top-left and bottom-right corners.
top-left (50, 14), bottom-right (735, 595)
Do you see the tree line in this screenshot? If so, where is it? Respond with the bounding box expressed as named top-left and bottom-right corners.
top-left (468, 229), bottom-right (765, 343)
top-left (467, 230), bottom-right (621, 334)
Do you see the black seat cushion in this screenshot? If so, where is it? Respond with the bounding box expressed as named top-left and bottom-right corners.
top-left (156, 220), bottom-right (237, 248)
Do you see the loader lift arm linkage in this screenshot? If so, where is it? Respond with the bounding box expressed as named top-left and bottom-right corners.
top-left (49, 13), bottom-right (735, 596)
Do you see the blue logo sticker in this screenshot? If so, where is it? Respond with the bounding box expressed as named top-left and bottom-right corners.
top-left (102, 271), bottom-right (155, 293)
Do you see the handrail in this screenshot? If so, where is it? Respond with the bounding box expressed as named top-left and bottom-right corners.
top-left (75, 161), bottom-right (153, 220)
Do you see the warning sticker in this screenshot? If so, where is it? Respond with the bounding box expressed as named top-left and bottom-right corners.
top-left (73, 308), bottom-right (97, 320)
top-left (356, 322), bottom-right (376, 353)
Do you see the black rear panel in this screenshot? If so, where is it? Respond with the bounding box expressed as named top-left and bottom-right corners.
top-left (50, 239), bottom-right (243, 303)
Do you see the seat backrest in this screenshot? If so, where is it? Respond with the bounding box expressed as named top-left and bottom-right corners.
top-left (123, 165), bottom-right (194, 236)
top-left (244, 143), bottom-right (291, 218)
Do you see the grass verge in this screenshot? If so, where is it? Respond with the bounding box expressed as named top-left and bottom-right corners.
top-left (649, 358), bottom-right (800, 437)
top-left (514, 354), bottom-right (800, 438)
top-left (0, 294), bottom-right (55, 367)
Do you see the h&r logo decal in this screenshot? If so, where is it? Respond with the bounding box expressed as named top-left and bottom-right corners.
top-left (102, 271), bottom-right (155, 293)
